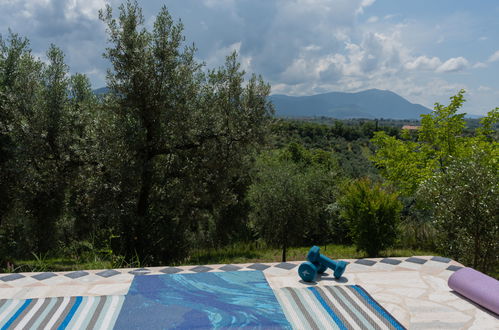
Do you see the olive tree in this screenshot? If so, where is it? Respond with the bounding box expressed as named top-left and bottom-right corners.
top-left (248, 147), bottom-right (338, 262)
top-left (418, 151), bottom-right (498, 273)
top-left (99, 1), bottom-right (273, 262)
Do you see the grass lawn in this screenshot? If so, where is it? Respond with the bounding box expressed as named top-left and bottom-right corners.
top-left (12, 243), bottom-right (497, 279)
top-left (183, 243), bottom-right (437, 266)
top-left (4, 242), bottom-right (461, 274)
top-left (7, 256), bottom-right (115, 273)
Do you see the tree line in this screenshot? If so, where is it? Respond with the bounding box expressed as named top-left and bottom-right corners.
top-left (1, 2), bottom-right (272, 265)
top-left (1, 1), bottom-right (497, 274)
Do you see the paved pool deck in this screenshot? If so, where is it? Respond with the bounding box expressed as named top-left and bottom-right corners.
top-left (1, 255), bottom-right (497, 329)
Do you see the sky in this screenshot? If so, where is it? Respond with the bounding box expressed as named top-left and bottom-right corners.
top-left (1, 0), bottom-right (498, 115)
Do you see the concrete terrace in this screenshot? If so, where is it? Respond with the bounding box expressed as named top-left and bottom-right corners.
top-left (0, 256), bottom-right (497, 329)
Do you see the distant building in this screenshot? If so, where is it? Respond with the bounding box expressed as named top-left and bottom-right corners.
top-left (401, 125), bottom-right (421, 130)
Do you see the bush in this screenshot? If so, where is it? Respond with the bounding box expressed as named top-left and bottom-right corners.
top-left (338, 179), bottom-right (402, 257)
top-left (397, 196), bottom-right (438, 251)
top-left (417, 152), bottom-right (499, 273)
top-left (247, 150), bottom-right (339, 262)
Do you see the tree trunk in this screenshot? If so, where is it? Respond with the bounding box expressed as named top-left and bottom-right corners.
top-left (33, 188), bottom-right (63, 253)
top-left (137, 158), bottom-right (153, 218)
top-left (134, 155), bottom-right (153, 258)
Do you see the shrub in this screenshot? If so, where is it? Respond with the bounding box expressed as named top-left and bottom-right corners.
top-left (417, 151), bottom-right (499, 273)
top-left (247, 151), bottom-right (339, 262)
top-left (339, 179), bottom-right (402, 257)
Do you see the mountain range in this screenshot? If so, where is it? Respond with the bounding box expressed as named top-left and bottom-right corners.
top-left (270, 89), bottom-right (431, 119)
top-left (93, 87), bottom-right (432, 119)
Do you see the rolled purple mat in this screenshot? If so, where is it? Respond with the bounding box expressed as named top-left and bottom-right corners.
top-left (448, 267), bottom-right (499, 315)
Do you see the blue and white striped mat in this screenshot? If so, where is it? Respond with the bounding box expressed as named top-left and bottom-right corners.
top-left (0, 285), bottom-right (405, 329)
top-left (0, 295), bottom-right (124, 329)
top-left (275, 285), bottom-right (406, 330)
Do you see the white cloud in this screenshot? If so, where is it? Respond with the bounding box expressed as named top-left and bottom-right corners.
top-left (405, 55), bottom-right (472, 73)
top-left (478, 85), bottom-right (492, 92)
top-left (1, 0), bottom-right (496, 115)
top-left (488, 50), bottom-right (499, 63)
top-left (203, 0), bottom-right (236, 9)
top-left (4, 0), bottom-right (107, 23)
top-left (356, 0), bottom-right (375, 15)
top-left (436, 57), bottom-right (469, 73)
top-left (65, 0), bottom-right (108, 21)
top-left (303, 44), bottom-right (322, 52)
top-left (473, 62), bottom-right (487, 69)
top-left (405, 56), bottom-right (441, 71)
top-left (203, 41), bottom-right (253, 75)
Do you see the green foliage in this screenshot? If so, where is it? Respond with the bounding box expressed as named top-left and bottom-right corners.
top-left (0, 32), bottom-right (36, 236)
top-left (4, 243), bottom-right (435, 273)
top-left (417, 152), bottom-right (499, 273)
top-left (279, 142), bottom-right (338, 171)
top-left (397, 200), bottom-right (438, 252)
top-left (0, 2), bottom-right (272, 267)
top-left (1, 4), bottom-right (497, 273)
top-left (372, 90), bottom-right (498, 195)
top-left (247, 147), bottom-right (339, 261)
top-left (97, 1), bottom-right (273, 263)
top-left (371, 90), bottom-right (498, 273)
top-left (338, 179), bottom-right (402, 257)
top-left (271, 119), bottom-right (401, 179)
top-left (247, 158), bottom-right (308, 262)
top-left (186, 242), bottom-right (434, 266)
top-left (371, 133), bottom-right (432, 194)
top-left (0, 34), bottom-right (93, 254)
top-left (476, 108), bottom-right (499, 139)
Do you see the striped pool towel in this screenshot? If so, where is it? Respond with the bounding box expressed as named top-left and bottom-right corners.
top-left (275, 285), bottom-right (406, 330)
top-left (0, 295), bottom-right (124, 329)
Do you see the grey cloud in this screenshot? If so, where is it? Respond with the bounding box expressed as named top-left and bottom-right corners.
top-left (0, 0), bottom-right (375, 89)
top-left (0, 0), bottom-right (483, 113)
top-left (164, 0), bottom-right (371, 82)
top-left (0, 0), bottom-right (109, 86)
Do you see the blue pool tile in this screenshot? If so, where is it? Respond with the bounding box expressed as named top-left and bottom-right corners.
top-left (32, 272), bottom-right (57, 281)
top-left (160, 267), bottom-right (182, 274)
top-left (96, 269), bottom-right (120, 278)
top-left (380, 258), bottom-right (402, 265)
top-left (190, 266), bottom-right (212, 273)
top-left (447, 265), bottom-right (463, 272)
top-left (406, 257), bottom-right (427, 264)
top-left (431, 256), bottom-right (451, 263)
top-left (65, 271), bottom-right (89, 279)
top-left (275, 262), bottom-right (297, 270)
top-left (247, 263), bottom-right (270, 271)
top-left (355, 259), bottom-right (376, 266)
top-left (129, 268), bottom-right (151, 275)
top-left (1, 273), bottom-right (25, 282)
top-left (219, 264), bottom-right (242, 272)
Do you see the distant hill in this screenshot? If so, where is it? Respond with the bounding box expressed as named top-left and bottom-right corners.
top-left (92, 87), bottom-right (432, 120)
top-left (93, 87), bottom-right (110, 95)
top-left (269, 89), bottom-right (431, 119)
top-left (465, 114), bottom-right (483, 119)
